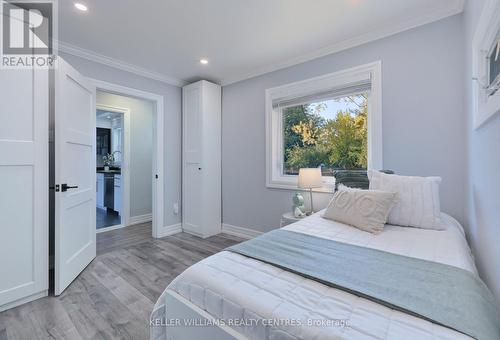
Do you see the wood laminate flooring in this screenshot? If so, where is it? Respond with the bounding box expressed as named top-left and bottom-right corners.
top-left (0, 223), bottom-right (243, 340)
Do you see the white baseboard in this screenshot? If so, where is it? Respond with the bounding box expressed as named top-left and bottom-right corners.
top-left (221, 224), bottom-right (263, 239)
top-left (182, 223), bottom-right (223, 239)
top-left (129, 213), bottom-right (152, 225)
top-left (96, 224), bottom-right (125, 234)
top-left (156, 223), bottom-right (182, 238)
top-left (182, 223), bottom-right (206, 238)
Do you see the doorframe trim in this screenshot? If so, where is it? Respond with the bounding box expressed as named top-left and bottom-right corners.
top-left (96, 103), bottom-right (131, 228)
top-left (89, 78), bottom-right (165, 239)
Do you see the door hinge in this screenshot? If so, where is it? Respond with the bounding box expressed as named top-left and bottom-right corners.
top-left (49, 184), bottom-right (60, 192)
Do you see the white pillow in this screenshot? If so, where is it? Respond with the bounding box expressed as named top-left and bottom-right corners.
top-left (322, 186), bottom-right (397, 234)
top-left (368, 170), bottom-right (446, 230)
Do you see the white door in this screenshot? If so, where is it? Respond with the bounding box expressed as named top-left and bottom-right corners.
top-left (54, 59), bottom-right (96, 295)
top-left (0, 68), bottom-right (49, 310)
top-left (0, 5), bottom-right (48, 311)
top-left (182, 85), bottom-right (202, 234)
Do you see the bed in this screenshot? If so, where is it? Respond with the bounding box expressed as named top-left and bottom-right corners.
top-left (150, 211), bottom-right (486, 340)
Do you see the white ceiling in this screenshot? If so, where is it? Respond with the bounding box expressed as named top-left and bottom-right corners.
top-left (58, 0), bottom-right (464, 86)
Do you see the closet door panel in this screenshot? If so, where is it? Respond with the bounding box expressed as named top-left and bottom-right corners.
top-left (0, 67), bottom-right (48, 311)
top-left (182, 86), bottom-right (202, 233)
top-left (182, 81), bottom-right (221, 238)
top-left (183, 87), bottom-right (201, 164)
top-left (183, 165), bottom-right (202, 232)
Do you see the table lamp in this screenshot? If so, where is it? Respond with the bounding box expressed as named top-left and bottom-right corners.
top-left (298, 168), bottom-right (322, 215)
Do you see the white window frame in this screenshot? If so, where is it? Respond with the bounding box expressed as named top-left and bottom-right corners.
top-left (265, 61), bottom-right (383, 190)
top-left (472, 0), bottom-right (500, 129)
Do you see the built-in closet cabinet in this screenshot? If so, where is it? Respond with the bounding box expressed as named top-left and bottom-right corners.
top-left (182, 81), bottom-right (221, 238)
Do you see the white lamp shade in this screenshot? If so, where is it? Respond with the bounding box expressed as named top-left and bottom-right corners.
top-left (298, 168), bottom-right (322, 188)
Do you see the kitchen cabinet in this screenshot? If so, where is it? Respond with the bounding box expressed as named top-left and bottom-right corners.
top-left (114, 175), bottom-right (121, 215)
top-left (96, 173), bottom-right (105, 209)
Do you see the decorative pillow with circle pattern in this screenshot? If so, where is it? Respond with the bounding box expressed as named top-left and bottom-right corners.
top-left (322, 187), bottom-right (397, 234)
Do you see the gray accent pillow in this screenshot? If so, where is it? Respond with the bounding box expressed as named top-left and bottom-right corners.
top-left (322, 187), bottom-right (397, 234)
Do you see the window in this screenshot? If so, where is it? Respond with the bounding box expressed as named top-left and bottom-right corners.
top-left (266, 62), bottom-right (382, 190)
top-left (488, 37), bottom-right (500, 92)
top-left (282, 92), bottom-right (369, 177)
top-left (472, 0), bottom-right (500, 129)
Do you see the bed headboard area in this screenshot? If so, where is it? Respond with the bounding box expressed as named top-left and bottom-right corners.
top-left (334, 169), bottom-right (394, 190)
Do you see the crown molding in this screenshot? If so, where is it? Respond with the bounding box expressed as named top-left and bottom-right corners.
top-left (58, 41), bottom-right (187, 87)
top-left (220, 0), bottom-right (465, 86)
top-left (56, 0), bottom-right (464, 88)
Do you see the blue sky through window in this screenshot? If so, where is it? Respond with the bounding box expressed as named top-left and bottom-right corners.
top-left (308, 94), bottom-right (367, 120)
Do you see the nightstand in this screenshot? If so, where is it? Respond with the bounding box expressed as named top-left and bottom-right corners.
top-left (280, 212), bottom-right (305, 227)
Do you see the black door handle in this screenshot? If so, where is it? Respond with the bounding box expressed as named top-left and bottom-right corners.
top-left (61, 183), bottom-right (78, 192)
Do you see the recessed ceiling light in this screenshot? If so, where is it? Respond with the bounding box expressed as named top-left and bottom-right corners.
top-left (74, 3), bottom-right (88, 12)
top-left (200, 59), bottom-right (209, 65)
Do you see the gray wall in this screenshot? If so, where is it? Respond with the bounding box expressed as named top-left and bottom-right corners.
top-left (463, 0), bottom-right (500, 304)
top-left (96, 91), bottom-right (154, 217)
top-left (60, 52), bottom-right (182, 227)
top-left (222, 15), bottom-right (466, 232)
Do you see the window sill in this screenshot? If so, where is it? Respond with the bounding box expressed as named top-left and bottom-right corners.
top-left (266, 181), bottom-right (335, 193)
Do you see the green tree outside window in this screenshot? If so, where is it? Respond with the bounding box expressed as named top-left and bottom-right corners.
top-left (283, 94), bottom-right (368, 176)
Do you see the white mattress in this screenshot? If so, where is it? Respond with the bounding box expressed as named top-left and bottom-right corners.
top-left (157, 212), bottom-right (477, 340)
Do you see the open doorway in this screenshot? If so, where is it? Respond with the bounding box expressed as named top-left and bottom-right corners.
top-left (94, 89), bottom-right (158, 245)
top-left (45, 60), bottom-right (165, 297)
top-left (91, 79), bottom-right (165, 241)
top-left (96, 107), bottom-right (125, 231)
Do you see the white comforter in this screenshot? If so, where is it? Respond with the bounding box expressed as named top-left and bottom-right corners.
top-left (154, 212), bottom-right (477, 340)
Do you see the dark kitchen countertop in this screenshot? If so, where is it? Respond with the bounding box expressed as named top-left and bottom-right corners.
top-left (96, 168), bottom-right (121, 174)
